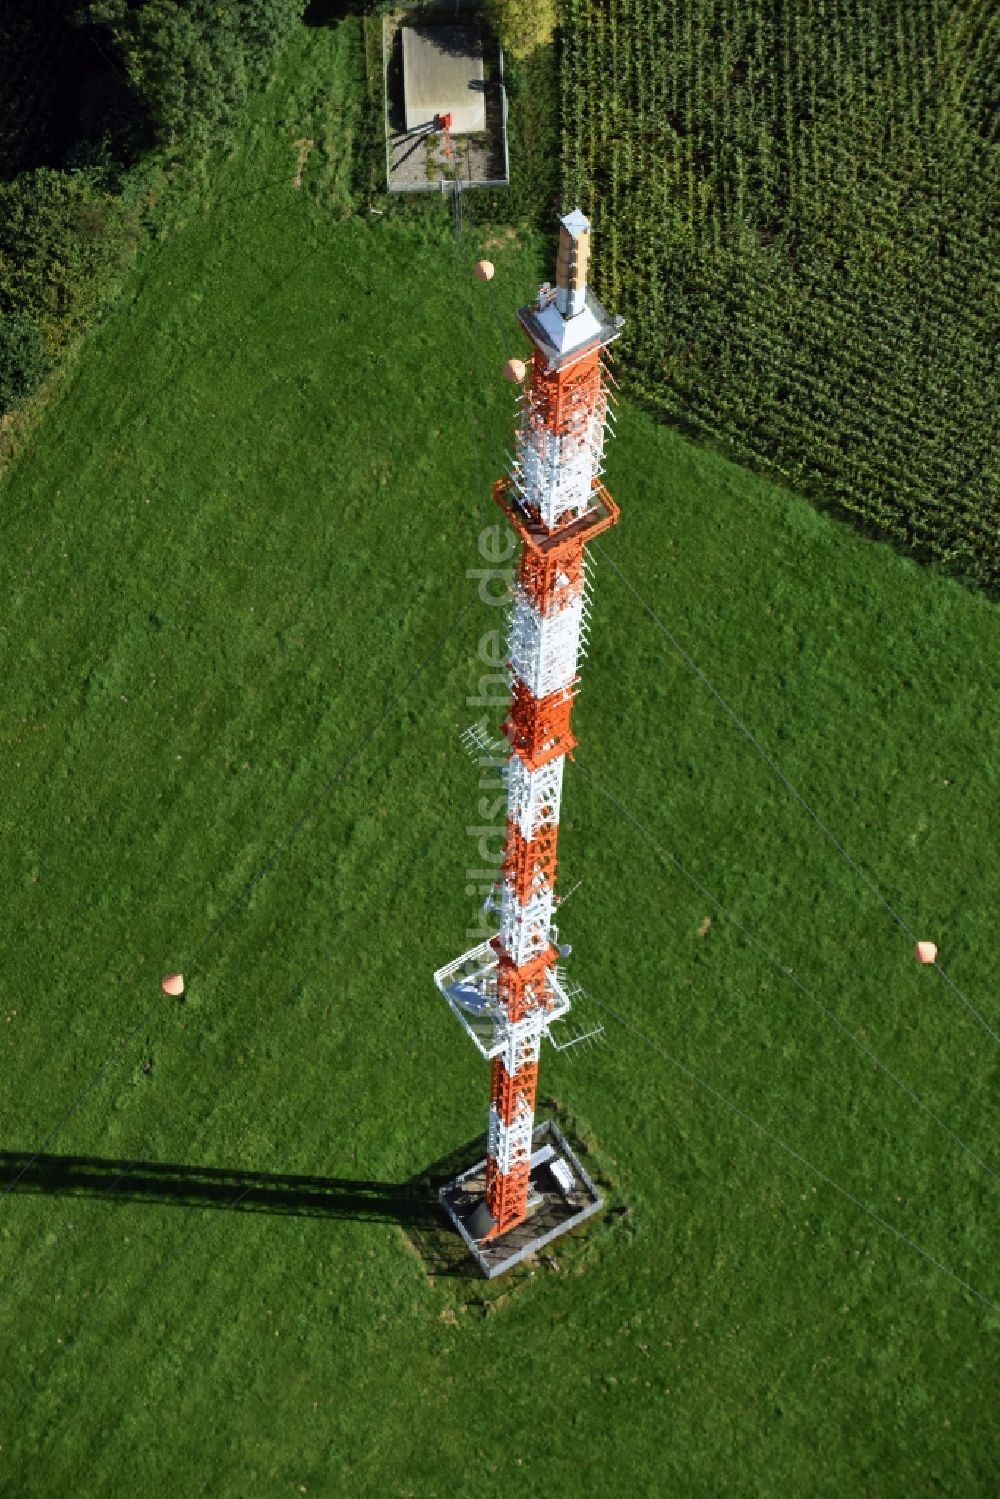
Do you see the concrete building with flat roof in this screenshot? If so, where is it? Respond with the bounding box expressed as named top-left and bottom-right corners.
top-left (402, 24), bottom-right (486, 134)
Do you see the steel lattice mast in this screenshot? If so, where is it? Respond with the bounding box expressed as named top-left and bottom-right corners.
top-left (435, 209), bottom-right (623, 1245)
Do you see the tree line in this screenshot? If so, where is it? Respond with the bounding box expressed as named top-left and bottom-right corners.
top-left (1, 0), bottom-right (305, 419)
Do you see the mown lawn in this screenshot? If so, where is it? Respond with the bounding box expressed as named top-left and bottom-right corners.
top-left (1, 19), bottom-right (997, 1498)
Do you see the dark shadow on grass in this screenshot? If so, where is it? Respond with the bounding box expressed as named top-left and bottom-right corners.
top-left (2, 1139), bottom-right (495, 1280)
top-left (398, 1136), bottom-right (498, 1281)
top-left (0, 4), bottom-right (139, 179)
top-left (0, 1150), bottom-right (438, 1225)
top-left (303, 0), bottom-right (486, 24)
top-left (2, 1133), bottom-right (614, 1287)
top-left (303, 0), bottom-right (369, 24)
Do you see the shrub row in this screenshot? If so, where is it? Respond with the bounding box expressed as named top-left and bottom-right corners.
top-left (0, 1), bottom-right (306, 422)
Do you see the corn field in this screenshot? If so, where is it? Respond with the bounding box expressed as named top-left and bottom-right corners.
top-left (561, 0), bottom-right (999, 588)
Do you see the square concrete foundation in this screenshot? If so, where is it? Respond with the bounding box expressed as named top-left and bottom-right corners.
top-left (438, 1119), bottom-right (603, 1278)
top-left (402, 24), bottom-right (486, 134)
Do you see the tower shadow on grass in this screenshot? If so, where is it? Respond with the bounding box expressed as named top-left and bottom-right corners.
top-left (0, 1140), bottom-right (494, 1280)
top-left (1, 1133), bottom-right (616, 1288)
top-left (0, 1149), bottom-right (461, 1230)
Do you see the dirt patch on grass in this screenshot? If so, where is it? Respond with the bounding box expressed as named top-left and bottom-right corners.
top-left (293, 138), bottom-right (315, 188)
top-left (481, 226), bottom-right (521, 251)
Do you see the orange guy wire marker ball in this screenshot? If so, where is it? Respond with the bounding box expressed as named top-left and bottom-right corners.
top-left (503, 357), bottom-right (526, 383)
top-left (475, 259), bottom-right (495, 281)
top-left (914, 941), bottom-right (938, 965)
top-left (161, 972), bottom-right (185, 996)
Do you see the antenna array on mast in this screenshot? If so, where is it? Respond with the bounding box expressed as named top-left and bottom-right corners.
top-left (434, 209), bottom-right (623, 1265)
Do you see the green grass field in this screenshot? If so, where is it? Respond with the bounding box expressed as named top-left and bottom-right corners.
top-left (1, 19), bottom-right (997, 1497)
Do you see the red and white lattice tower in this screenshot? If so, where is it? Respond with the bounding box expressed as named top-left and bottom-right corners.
top-left (434, 209), bottom-right (623, 1244)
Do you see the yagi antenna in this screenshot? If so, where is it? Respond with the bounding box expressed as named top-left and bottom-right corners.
top-left (460, 722), bottom-right (508, 767)
top-left (548, 1019), bottom-right (606, 1054)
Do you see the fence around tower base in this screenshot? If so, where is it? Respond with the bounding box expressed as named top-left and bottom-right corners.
top-left (437, 1118), bottom-right (603, 1278)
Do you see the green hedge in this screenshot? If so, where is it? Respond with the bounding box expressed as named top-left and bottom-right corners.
top-left (0, 168), bottom-right (138, 355)
top-left (0, 3), bottom-right (308, 421)
top-left (0, 313), bottom-right (49, 412)
top-left (85, 0), bottom-right (306, 162)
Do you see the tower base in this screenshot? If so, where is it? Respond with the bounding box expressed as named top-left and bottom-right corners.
top-left (437, 1118), bottom-right (602, 1279)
